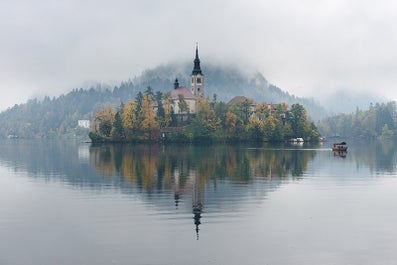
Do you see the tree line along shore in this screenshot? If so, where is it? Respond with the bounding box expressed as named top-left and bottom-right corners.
top-left (89, 87), bottom-right (321, 143)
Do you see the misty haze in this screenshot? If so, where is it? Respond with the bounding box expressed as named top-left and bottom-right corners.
top-left (2, 1), bottom-right (397, 265)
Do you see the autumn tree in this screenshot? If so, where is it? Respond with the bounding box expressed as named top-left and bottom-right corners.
top-left (93, 106), bottom-right (115, 137)
top-left (139, 94), bottom-right (159, 140)
top-left (225, 111), bottom-right (240, 137)
top-left (263, 115), bottom-right (277, 141)
top-left (248, 116), bottom-right (264, 141)
top-left (254, 102), bottom-right (270, 121)
top-left (122, 100), bottom-right (137, 138)
top-left (189, 95), bottom-right (221, 141)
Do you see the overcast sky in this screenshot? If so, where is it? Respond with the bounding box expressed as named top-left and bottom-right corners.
top-left (1, 0), bottom-right (397, 110)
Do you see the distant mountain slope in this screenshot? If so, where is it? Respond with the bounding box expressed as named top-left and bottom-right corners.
top-left (0, 62), bottom-right (327, 139)
top-left (131, 62), bottom-right (328, 119)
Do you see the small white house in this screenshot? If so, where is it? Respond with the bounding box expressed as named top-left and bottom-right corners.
top-left (78, 120), bottom-right (90, 129)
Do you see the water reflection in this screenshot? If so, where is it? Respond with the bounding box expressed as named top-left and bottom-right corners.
top-left (89, 143), bottom-right (316, 186)
top-left (88, 143), bottom-right (317, 238)
top-left (351, 140), bottom-right (397, 174)
top-left (1, 139), bottom-right (396, 183)
top-left (1, 140), bottom-right (397, 240)
top-left (2, 140), bottom-right (397, 264)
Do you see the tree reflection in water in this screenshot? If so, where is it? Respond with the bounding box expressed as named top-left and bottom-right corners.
top-left (89, 143), bottom-right (316, 239)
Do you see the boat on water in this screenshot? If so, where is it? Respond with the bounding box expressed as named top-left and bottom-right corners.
top-left (332, 142), bottom-right (348, 152)
top-left (288, 137), bottom-right (304, 143)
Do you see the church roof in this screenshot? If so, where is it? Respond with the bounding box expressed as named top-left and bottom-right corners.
top-left (170, 86), bottom-right (196, 100)
top-left (227, 96), bottom-right (256, 106)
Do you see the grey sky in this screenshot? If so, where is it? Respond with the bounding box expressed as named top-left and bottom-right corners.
top-left (1, 0), bottom-right (397, 110)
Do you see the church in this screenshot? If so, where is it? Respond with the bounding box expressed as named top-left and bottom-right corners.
top-left (169, 44), bottom-right (204, 115)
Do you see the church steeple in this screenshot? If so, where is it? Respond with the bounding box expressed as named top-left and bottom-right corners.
top-left (192, 43), bottom-right (202, 75)
top-left (191, 43), bottom-right (204, 97)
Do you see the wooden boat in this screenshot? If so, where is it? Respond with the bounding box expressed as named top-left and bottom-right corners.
top-left (332, 142), bottom-right (348, 152)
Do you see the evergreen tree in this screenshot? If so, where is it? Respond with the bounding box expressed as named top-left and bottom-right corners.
top-left (155, 91), bottom-right (165, 127)
top-left (112, 111), bottom-right (125, 139)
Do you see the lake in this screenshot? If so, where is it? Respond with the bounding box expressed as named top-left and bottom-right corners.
top-left (1, 140), bottom-right (397, 265)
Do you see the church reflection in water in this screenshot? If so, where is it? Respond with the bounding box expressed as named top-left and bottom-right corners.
top-left (88, 143), bottom-right (316, 239)
top-left (192, 173), bottom-right (203, 240)
top-left (176, 176), bottom-right (202, 239)
top-left (170, 157), bottom-right (203, 239)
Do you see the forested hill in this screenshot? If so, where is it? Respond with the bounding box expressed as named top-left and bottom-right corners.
top-left (0, 62), bottom-right (327, 139)
top-left (136, 62), bottom-right (327, 120)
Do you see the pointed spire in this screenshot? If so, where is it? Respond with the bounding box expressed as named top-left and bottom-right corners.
top-left (192, 43), bottom-right (202, 75)
top-left (174, 78), bottom-right (179, 89)
top-left (195, 42), bottom-right (199, 59)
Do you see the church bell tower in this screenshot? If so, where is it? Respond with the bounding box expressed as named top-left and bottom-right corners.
top-left (191, 43), bottom-right (204, 97)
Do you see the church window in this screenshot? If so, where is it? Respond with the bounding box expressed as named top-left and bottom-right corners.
top-left (197, 77), bottom-right (201, 83)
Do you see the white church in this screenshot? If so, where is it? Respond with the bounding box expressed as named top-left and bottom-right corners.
top-left (169, 44), bottom-right (204, 115)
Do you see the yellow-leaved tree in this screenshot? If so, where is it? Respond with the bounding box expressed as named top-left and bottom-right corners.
top-left (93, 106), bottom-right (115, 137)
top-left (139, 94), bottom-right (159, 140)
top-left (225, 111), bottom-right (241, 137)
top-left (122, 100), bottom-right (137, 138)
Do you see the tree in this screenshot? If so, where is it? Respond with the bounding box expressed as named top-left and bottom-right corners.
top-left (214, 101), bottom-right (228, 125)
top-left (135, 92), bottom-right (143, 118)
top-left (155, 91), bottom-right (165, 127)
top-left (178, 94), bottom-right (189, 114)
top-left (248, 117), bottom-right (264, 141)
top-left (140, 94), bottom-right (159, 140)
top-left (189, 95), bottom-right (221, 141)
top-left (112, 111), bottom-right (125, 139)
top-left (380, 124), bottom-right (394, 140)
top-left (225, 111), bottom-right (241, 138)
top-left (144, 86), bottom-right (154, 96)
top-left (287, 103), bottom-right (306, 137)
top-left (163, 92), bottom-right (173, 127)
top-left (122, 100), bottom-right (137, 130)
top-left (241, 99), bottom-right (253, 125)
top-left (307, 121), bottom-right (321, 141)
top-left (94, 106), bottom-right (115, 137)
top-left (263, 116), bottom-right (277, 141)
top-left (254, 102), bottom-right (270, 121)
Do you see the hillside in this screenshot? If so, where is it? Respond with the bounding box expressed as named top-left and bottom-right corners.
top-left (135, 62), bottom-right (328, 120)
top-left (0, 62), bottom-right (328, 139)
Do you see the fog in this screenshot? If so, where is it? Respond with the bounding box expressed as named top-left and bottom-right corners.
top-left (1, 0), bottom-right (397, 111)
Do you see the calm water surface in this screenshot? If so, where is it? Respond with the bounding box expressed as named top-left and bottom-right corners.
top-left (1, 140), bottom-right (397, 265)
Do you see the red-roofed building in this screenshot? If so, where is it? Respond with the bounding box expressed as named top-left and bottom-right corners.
top-left (170, 79), bottom-right (197, 114)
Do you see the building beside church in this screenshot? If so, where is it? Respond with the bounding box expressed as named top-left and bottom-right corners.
top-left (169, 44), bottom-right (204, 115)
